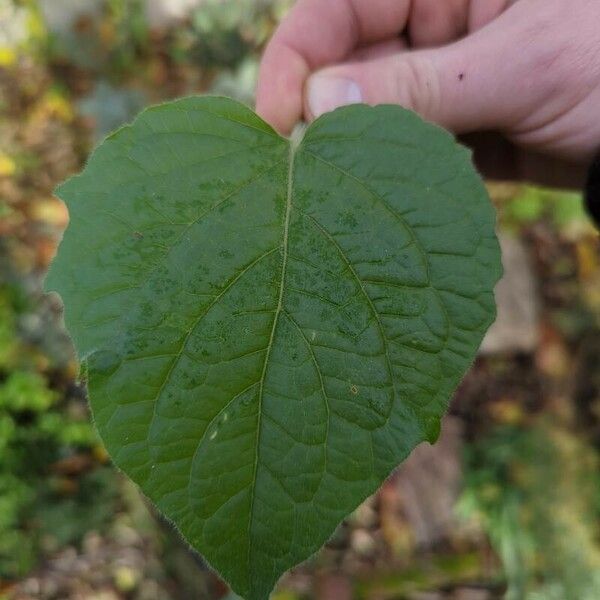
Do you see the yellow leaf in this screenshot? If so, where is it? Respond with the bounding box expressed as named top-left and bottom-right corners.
top-left (44, 90), bottom-right (74, 122)
top-left (0, 153), bottom-right (16, 177)
top-left (0, 47), bottom-right (16, 67)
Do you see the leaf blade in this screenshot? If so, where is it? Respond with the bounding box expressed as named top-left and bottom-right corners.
top-left (47, 97), bottom-right (501, 600)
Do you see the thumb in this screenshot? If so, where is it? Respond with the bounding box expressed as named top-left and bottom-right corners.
top-left (305, 24), bottom-right (527, 134)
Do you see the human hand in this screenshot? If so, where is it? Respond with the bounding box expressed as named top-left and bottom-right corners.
top-left (256, 0), bottom-right (600, 187)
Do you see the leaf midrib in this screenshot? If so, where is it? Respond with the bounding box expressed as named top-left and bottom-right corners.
top-left (246, 137), bottom-right (297, 582)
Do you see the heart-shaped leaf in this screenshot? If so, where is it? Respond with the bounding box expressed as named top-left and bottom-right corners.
top-left (46, 96), bottom-right (501, 599)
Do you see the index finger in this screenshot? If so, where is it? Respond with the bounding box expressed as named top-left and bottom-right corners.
top-left (256, 0), bottom-right (412, 134)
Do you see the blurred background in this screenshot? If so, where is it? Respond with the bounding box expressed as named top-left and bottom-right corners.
top-left (1, 1), bottom-right (600, 599)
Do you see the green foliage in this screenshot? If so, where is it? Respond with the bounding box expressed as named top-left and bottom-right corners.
top-left (502, 185), bottom-right (591, 230)
top-left (0, 370), bottom-right (57, 412)
top-left (47, 96), bottom-right (501, 599)
top-left (459, 421), bottom-right (600, 599)
top-left (105, 0), bottom-right (149, 75)
top-left (0, 281), bottom-right (107, 579)
top-left (189, 0), bottom-right (288, 67)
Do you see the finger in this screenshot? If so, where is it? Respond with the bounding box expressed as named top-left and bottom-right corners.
top-left (468, 0), bottom-right (511, 31)
top-left (409, 0), bottom-right (469, 48)
top-left (256, 0), bottom-right (412, 133)
top-left (304, 9), bottom-right (539, 135)
top-left (349, 38), bottom-right (408, 62)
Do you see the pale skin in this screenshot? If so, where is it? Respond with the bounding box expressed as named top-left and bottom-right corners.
top-left (256, 0), bottom-right (600, 187)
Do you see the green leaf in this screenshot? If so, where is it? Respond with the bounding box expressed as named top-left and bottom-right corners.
top-left (46, 96), bottom-right (501, 599)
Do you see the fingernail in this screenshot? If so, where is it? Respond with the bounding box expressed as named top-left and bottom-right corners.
top-left (307, 76), bottom-right (363, 118)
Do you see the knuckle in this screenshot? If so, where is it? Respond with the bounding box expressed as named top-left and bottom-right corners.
top-left (393, 55), bottom-right (441, 121)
